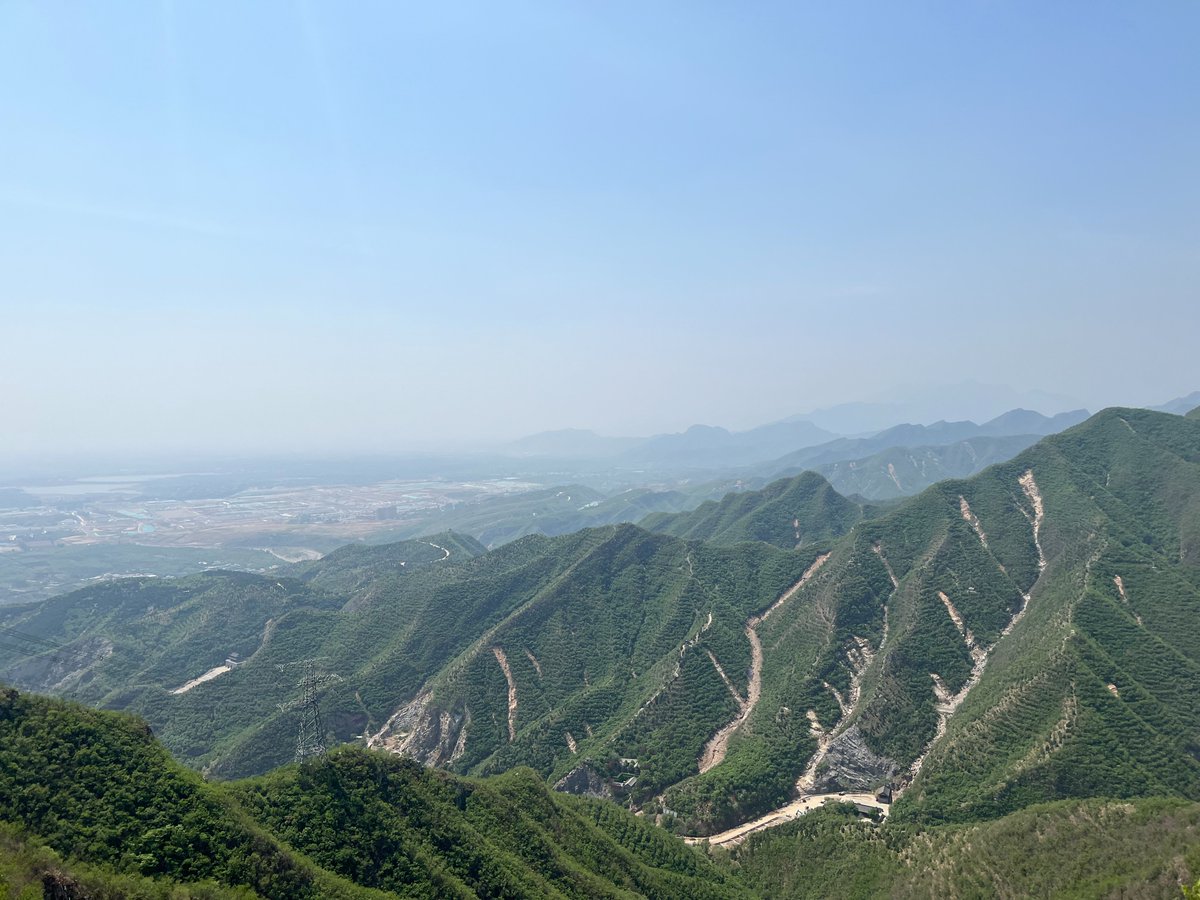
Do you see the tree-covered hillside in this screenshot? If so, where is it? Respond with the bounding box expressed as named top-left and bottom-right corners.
top-left (811, 433), bottom-right (1040, 500)
top-left (890, 408), bottom-right (1200, 822)
top-left (0, 687), bottom-right (383, 899)
top-left (731, 799), bottom-right (1200, 899)
top-left (641, 471), bottom-right (867, 548)
top-left (738, 408), bottom-right (1200, 829)
top-left (628, 408), bottom-right (1200, 834)
top-left (3, 686), bottom-right (1196, 899)
top-left (0, 522), bottom-right (823, 816)
top-left (0, 688), bottom-right (745, 899)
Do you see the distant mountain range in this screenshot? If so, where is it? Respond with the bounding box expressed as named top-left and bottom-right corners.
top-left (1152, 390), bottom-right (1200, 416)
top-left (421, 409), bottom-right (1095, 546)
top-left (760, 408), bottom-right (1090, 473)
top-left (507, 382), bottom-right (1200, 474)
top-left (618, 420), bottom-right (838, 469)
top-left (510, 419), bottom-right (838, 468)
top-left (782, 382), bottom-right (1088, 435)
top-left (746, 409), bottom-right (1092, 500)
top-left (509, 407), bottom-right (1089, 473)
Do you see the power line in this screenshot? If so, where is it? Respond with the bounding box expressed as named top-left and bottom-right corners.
top-left (0, 641), bottom-right (39, 656)
top-left (0, 627), bottom-right (63, 658)
top-left (0, 627), bottom-right (62, 651)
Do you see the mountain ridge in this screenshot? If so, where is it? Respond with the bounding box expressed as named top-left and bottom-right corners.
top-left (4, 408), bottom-right (1200, 845)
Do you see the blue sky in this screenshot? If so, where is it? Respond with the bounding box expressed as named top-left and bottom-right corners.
top-left (2, 2), bottom-right (1197, 458)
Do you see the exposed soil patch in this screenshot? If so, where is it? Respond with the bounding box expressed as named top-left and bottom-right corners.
top-left (685, 791), bottom-right (888, 848)
top-left (1114, 575), bottom-right (1144, 625)
top-left (1018, 470), bottom-right (1047, 570)
top-left (959, 495), bottom-right (989, 549)
top-left (491, 646), bottom-right (518, 742)
top-left (697, 553), bottom-right (830, 773)
top-left (524, 648), bottom-right (543, 677)
top-left (938, 591), bottom-right (984, 664)
top-left (171, 663), bottom-right (233, 695)
top-left (873, 542), bottom-right (899, 589)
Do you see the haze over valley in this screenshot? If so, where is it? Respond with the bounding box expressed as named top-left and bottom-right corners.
top-left (5, 390), bottom-right (1185, 604)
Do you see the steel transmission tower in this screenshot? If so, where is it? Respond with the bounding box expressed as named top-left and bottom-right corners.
top-left (278, 659), bottom-right (341, 762)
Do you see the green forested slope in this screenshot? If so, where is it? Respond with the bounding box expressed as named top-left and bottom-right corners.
top-left (0, 533), bottom-right (488, 776)
top-left (641, 471), bottom-right (866, 548)
top-left (732, 799), bottom-right (1200, 899)
top-left (1, 821), bottom-right (256, 899)
top-left (4, 687), bottom-right (1199, 899)
top-left (0, 522), bottom-right (822, 811)
top-left (891, 408), bottom-right (1200, 822)
top-left (363, 527), bottom-right (823, 806)
top-left (0, 688), bottom-right (383, 899)
top-left (231, 748), bottom-right (745, 900)
top-left (751, 408), bottom-right (1200, 826)
top-left (811, 433), bottom-right (1040, 500)
top-left (0, 689), bottom-right (745, 899)
top-left (291, 531), bottom-right (487, 594)
top-left (630, 408), bottom-right (1200, 834)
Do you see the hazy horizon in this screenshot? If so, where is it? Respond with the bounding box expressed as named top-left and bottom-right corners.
top-left (3, 3), bottom-right (1197, 462)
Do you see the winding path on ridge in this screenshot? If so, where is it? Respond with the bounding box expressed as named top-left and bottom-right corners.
top-left (697, 552), bottom-right (831, 773)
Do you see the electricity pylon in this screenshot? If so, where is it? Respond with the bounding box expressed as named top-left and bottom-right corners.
top-left (278, 659), bottom-right (341, 761)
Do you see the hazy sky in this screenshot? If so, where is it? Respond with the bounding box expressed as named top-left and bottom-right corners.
top-left (2, 2), bottom-right (1198, 460)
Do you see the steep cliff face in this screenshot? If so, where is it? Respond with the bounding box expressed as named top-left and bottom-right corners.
top-left (809, 726), bottom-right (898, 793)
top-left (553, 763), bottom-right (615, 800)
top-left (367, 690), bottom-right (469, 768)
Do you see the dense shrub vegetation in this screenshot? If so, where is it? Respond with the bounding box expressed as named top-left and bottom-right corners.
top-left (0, 689), bottom-right (745, 899)
top-left (733, 799), bottom-right (1200, 898)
